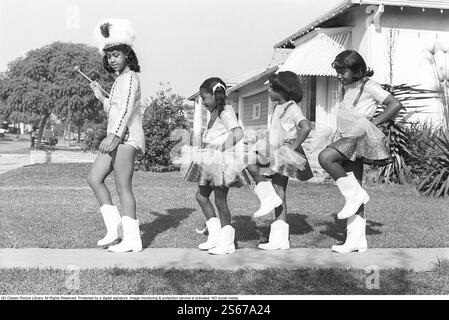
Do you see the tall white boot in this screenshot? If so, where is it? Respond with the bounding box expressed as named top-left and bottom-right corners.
top-left (198, 217), bottom-right (221, 250)
top-left (331, 214), bottom-right (368, 253)
top-left (208, 225), bottom-right (236, 255)
top-left (258, 220), bottom-right (290, 250)
top-left (253, 181), bottom-right (283, 218)
top-left (336, 172), bottom-right (369, 219)
top-left (108, 216), bottom-right (142, 253)
top-left (97, 204), bottom-right (122, 246)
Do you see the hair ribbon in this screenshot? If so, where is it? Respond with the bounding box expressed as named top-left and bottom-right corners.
top-left (212, 83), bottom-right (226, 95)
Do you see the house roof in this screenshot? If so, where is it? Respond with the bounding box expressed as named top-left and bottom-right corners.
top-left (278, 28), bottom-right (351, 76)
top-left (187, 67), bottom-right (278, 101)
top-left (274, 0), bottom-right (449, 48)
top-left (227, 66), bottom-right (279, 94)
top-left (226, 67), bottom-right (271, 87)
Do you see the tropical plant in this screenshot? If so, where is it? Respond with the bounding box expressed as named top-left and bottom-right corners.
top-left (416, 129), bottom-right (449, 197)
top-left (425, 40), bottom-right (449, 130)
top-left (373, 84), bottom-right (437, 184)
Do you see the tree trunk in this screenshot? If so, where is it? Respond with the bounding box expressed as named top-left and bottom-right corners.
top-left (78, 125), bottom-right (81, 143)
top-left (63, 119), bottom-right (72, 147)
top-left (36, 112), bottom-right (50, 149)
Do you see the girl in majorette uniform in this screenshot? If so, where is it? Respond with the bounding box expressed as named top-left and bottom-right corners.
top-left (181, 77), bottom-right (250, 255)
top-left (317, 50), bottom-right (403, 253)
top-left (88, 19), bottom-right (145, 253)
top-left (246, 71), bottom-right (313, 250)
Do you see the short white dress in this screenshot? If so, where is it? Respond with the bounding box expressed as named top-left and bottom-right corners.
top-left (181, 105), bottom-right (251, 188)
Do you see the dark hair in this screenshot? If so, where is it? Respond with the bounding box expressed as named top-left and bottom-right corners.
top-left (332, 50), bottom-right (374, 80)
top-left (102, 44), bottom-right (140, 73)
top-left (199, 77), bottom-right (227, 116)
top-left (268, 71), bottom-right (303, 103)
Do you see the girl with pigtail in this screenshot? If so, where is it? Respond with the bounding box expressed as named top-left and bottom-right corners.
top-left (316, 50), bottom-right (403, 253)
top-left (181, 77), bottom-right (250, 255)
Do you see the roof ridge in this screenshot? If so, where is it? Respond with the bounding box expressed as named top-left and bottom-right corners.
top-left (274, 0), bottom-right (449, 49)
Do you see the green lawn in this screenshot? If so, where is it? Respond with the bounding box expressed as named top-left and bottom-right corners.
top-left (1, 163), bottom-right (448, 249)
top-left (1, 266), bottom-right (449, 295)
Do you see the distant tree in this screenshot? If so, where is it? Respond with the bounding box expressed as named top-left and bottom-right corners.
top-left (138, 83), bottom-right (189, 170)
top-left (0, 41), bottom-right (114, 148)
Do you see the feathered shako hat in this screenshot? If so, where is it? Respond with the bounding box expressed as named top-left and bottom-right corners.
top-left (93, 18), bottom-right (136, 53)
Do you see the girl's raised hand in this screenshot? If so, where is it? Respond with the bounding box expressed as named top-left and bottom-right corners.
top-left (90, 81), bottom-right (105, 103)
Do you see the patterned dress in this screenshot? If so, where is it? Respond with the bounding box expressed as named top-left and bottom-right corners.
top-left (329, 77), bottom-right (391, 165)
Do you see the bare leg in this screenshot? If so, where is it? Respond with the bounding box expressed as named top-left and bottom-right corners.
top-left (195, 185), bottom-right (215, 220)
top-left (318, 147), bottom-right (349, 181)
top-left (246, 164), bottom-right (267, 184)
top-left (343, 158), bottom-right (365, 218)
top-left (271, 174), bottom-right (289, 221)
top-left (87, 153), bottom-right (114, 206)
top-left (112, 144), bottom-right (137, 219)
top-left (213, 187), bottom-right (231, 227)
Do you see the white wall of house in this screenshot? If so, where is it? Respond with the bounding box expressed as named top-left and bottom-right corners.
top-left (338, 4), bottom-right (449, 125)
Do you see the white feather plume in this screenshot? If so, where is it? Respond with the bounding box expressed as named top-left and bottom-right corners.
top-left (93, 18), bottom-right (136, 52)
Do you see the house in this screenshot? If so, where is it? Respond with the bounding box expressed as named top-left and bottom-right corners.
top-left (189, 0), bottom-right (449, 145)
top-left (272, 0), bottom-right (449, 128)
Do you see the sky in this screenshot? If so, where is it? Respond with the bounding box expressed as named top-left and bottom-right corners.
top-left (0, 0), bottom-right (342, 99)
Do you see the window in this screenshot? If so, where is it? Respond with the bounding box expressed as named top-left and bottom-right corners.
top-left (252, 102), bottom-right (261, 120)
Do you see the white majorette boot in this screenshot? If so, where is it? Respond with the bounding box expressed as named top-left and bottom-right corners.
top-left (97, 204), bottom-right (122, 246)
top-left (335, 172), bottom-right (369, 220)
top-left (108, 216), bottom-right (142, 253)
top-left (253, 181), bottom-right (283, 218)
top-left (198, 217), bottom-right (221, 250)
top-left (331, 214), bottom-right (368, 253)
top-left (258, 220), bottom-right (290, 250)
top-left (208, 225), bottom-right (236, 255)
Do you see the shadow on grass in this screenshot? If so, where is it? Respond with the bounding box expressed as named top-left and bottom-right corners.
top-left (140, 207), bottom-right (195, 248)
top-left (233, 214), bottom-right (313, 243)
top-left (233, 216), bottom-right (261, 242)
top-left (288, 214), bottom-right (314, 236)
top-left (318, 213), bottom-right (384, 242)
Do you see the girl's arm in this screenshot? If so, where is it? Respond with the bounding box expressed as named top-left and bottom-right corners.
top-left (99, 73), bottom-right (139, 153)
top-left (220, 127), bottom-right (244, 151)
top-left (290, 119), bottom-right (312, 150)
top-left (90, 81), bottom-right (106, 104)
top-left (110, 73), bottom-right (139, 138)
top-left (371, 95), bottom-right (404, 126)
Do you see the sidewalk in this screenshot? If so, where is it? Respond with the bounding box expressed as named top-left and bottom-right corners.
top-left (1, 248), bottom-right (448, 271)
top-left (0, 154), bottom-right (31, 175)
top-left (0, 150), bottom-right (97, 175)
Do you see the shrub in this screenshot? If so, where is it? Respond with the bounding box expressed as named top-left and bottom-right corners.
top-left (137, 84), bottom-right (189, 171)
top-left (373, 84), bottom-right (437, 184)
top-left (81, 122), bottom-right (107, 152)
top-left (416, 129), bottom-right (449, 197)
